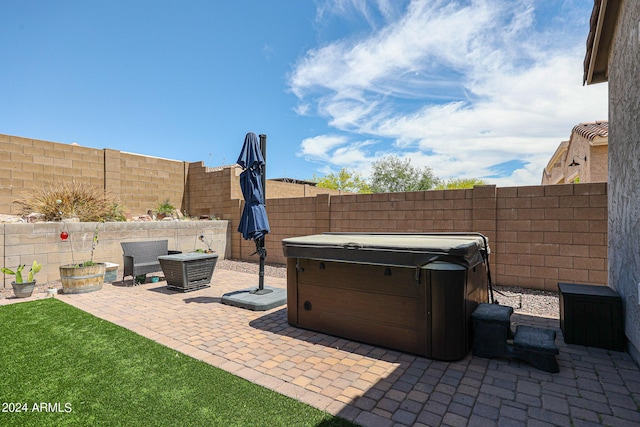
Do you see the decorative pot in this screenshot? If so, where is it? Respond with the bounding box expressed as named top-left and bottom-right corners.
top-left (60, 263), bottom-right (106, 294)
top-left (11, 280), bottom-right (36, 298)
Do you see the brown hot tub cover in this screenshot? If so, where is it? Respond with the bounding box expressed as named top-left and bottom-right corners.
top-left (282, 232), bottom-right (489, 270)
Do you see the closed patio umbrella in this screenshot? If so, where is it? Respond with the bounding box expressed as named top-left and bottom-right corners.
top-left (237, 132), bottom-right (270, 293)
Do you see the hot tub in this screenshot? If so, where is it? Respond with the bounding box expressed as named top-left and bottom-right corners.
top-left (282, 233), bottom-right (490, 361)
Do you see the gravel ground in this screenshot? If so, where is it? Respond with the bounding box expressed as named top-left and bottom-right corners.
top-left (1, 259), bottom-right (560, 318)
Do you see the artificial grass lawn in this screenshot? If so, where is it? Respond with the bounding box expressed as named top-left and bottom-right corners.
top-left (0, 298), bottom-right (355, 427)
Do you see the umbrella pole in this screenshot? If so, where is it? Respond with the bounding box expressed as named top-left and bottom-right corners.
top-left (226, 132), bottom-right (285, 309)
top-left (254, 237), bottom-right (268, 294)
top-left (259, 134), bottom-right (266, 201)
top-left (256, 133), bottom-right (269, 294)
top-left (259, 250), bottom-right (265, 291)
top-left (251, 236), bottom-right (270, 295)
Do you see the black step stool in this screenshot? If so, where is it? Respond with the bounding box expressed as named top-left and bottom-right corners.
top-left (470, 303), bottom-right (514, 358)
top-left (471, 303), bottom-right (559, 373)
top-left (512, 325), bottom-right (559, 373)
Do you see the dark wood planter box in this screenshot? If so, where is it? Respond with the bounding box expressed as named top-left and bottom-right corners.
top-left (558, 282), bottom-right (625, 351)
top-left (158, 253), bottom-right (218, 292)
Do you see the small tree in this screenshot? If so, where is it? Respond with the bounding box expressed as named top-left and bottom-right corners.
top-left (313, 168), bottom-right (371, 194)
top-left (369, 155), bottom-right (439, 193)
top-left (433, 178), bottom-right (488, 190)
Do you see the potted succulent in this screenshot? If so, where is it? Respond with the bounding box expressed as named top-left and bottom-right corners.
top-left (59, 222), bottom-right (106, 294)
top-left (2, 260), bottom-right (42, 298)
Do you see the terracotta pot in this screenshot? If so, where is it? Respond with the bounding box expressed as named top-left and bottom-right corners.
top-left (60, 263), bottom-right (106, 294)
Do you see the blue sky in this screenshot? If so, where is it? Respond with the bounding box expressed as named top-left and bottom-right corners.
top-left (1, 0), bottom-right (606, 187)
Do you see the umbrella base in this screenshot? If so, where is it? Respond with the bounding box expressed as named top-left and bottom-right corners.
top-left (221, 286), bottom-right (286, 311)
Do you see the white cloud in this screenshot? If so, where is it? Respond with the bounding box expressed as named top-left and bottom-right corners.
top-left (298, 134), bottom-right (348, 161)
top-left (294, 1), bottom-right (500, 100)
top-left (314, 0), bottom-right (403, 29)
top-left (290, 0), bottom-right (607, 186)
top-left (297, 134), bottom-right (379, 169)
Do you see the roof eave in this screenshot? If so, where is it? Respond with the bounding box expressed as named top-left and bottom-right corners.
top-left (584, 0), bottom-right (620, 85)
top-left (590, 136), bottom-right (609, 146)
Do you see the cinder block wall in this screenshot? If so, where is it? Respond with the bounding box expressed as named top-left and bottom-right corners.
top-left (0, 134), bottom-right (187, 217)
top-left (114, 151), bottom-right (187, 215)
top-left (184, 162), bottom-right (236, 220)
top-left (267, 180), bottom-right (345, 198)
top-left (0, 133), bottom-right (608, 292)
top-left (1, 220), bottom-right (229, 288)
top-left (234, 184), bottom-right (607, 292)
top-left (1, 133), bottom-right (343, 221)
top-left (494, 183), bottom-right (607, 290)
top-left (0, 135), bottom-right (105, 214)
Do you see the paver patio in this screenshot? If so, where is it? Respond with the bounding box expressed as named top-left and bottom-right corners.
top-left (3, 268), bottom-right (639, 426)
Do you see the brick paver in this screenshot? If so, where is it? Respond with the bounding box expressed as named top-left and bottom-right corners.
top-left (3, 268), bottom-right (639, 427)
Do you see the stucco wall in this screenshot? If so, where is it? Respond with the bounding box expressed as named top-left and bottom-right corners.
top-left (608, 0), bottom-right (640, 360)
top-left (565, 133), bottom-right (609, 184)
top-left (590, 145), bottom-right (609, 182)
top-left (541, 141), bottom-right (569, 185)
top-left (542, 133), bottom-right (608, 185)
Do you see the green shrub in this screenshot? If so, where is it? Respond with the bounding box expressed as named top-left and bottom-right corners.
top-left (156, 199), bottom-right (176, 216)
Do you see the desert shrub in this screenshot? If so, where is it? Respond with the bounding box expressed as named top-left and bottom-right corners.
top-left (156, 199), bottom-right (176, 216)
top-left (106, 202), bottom-right (128, 222)
top-left (15, 181), bottom-right (127, 222)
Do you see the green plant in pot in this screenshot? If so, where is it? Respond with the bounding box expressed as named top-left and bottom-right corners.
top-left (59, 221), bottom-right (106, 294)
top-left (155, 199), bottom-right (176, 220)
top-left (197, 234), bottom-right (215, 253)
top-left (2, 260), bottom-right (42, 298)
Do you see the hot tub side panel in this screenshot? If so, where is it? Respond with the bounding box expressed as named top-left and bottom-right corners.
top-left (466, 263), bottom-right (489, 323)
top-left (291, 259), bottom-right (428, 356)
top-left (427, 263), bottom-right (487, 361)
top-left (287, 258), bottom-right (299, 325)
top-left (427, 267), bottom-right (466, 360)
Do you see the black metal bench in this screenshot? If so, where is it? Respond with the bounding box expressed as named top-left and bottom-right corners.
top-left (121, 240), bottom-right (180, 285)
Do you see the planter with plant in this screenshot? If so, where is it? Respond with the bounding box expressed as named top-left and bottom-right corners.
top-left (2, 260), bottom-right (42, 298)
top-left (59, 221), bottom-right (106, 294)
top-left (196, 233), bottom-right (216, 254)
top-left (156, 199), bottom-right (176, 220)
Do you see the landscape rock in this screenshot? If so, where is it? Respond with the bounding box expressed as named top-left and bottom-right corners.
top-left (0, 214), bottom-right (25, 223)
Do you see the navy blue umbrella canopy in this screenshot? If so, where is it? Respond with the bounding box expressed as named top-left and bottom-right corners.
top-left (237, 132), bottom-right (270, 241)
top-left (237, 132), bottom-right (264, 170)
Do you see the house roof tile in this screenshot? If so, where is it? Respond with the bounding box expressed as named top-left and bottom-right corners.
top-left (572, 121), bottom-right (608, 141)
